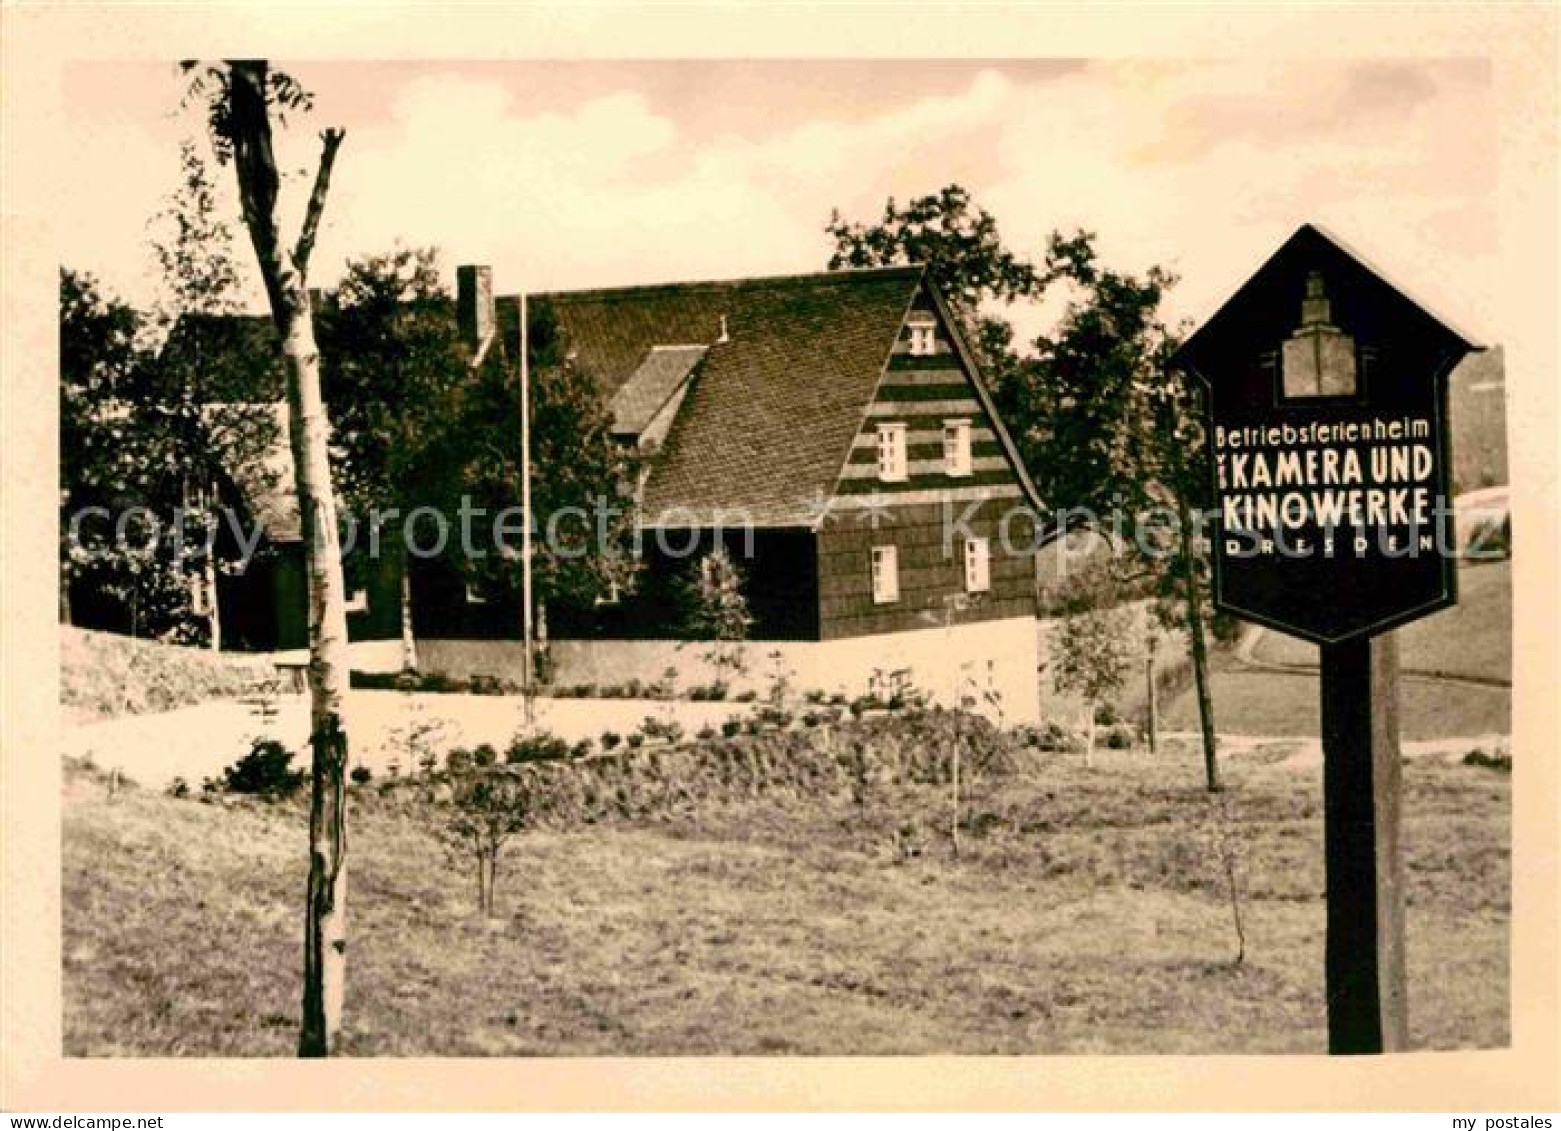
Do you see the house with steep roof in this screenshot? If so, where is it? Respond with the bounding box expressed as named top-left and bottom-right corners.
top-left (410, 264), bottom-right (1048, 720)
top-left (178, 264), bottom-right (1050, 718)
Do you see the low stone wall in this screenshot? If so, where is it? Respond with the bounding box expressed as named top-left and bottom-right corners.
top-left (419, 616), bottom-right (1044, 725)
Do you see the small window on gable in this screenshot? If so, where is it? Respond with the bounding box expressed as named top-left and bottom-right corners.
top-left (871, 545), bottom-right (900, 604)
top-left (943, 418), bottom-right (972, 477)
top-left (964, 536), bottom-right (990, 594)
top-left (908, 316), bottom-right (937, 357)
top-left (876, 422), bottom-right (907, 482)
top-left (344, 586), bottom-right (368, 614)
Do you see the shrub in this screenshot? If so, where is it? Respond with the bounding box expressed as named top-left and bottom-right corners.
top-left (220, 738), bottom-right (305, 798)
top-left (571, 738), bottom-right (594, 760)
top-left (639, 715), bottom-right (686, 745)
top-left (442, 768), bottom-right (529, 916)
top-left (804, 689), bottom-right (827, 705)
top-left (472, 743), bottom-right (499, 767)
top-left (166, 776), bottom-right (190, 799)
top-left (849, 694), bottom-right (880, 719)
top-left (801, 711), bottom-right (823, 728)
top-left (734, 689), bottom-right (758, 704)
top-left (600, 731), bottom-right (622, 750)
top-left (758, 706), bottom-right (794, 730)
top-left (505, 731), bottom-right (571, 765)
top-left (626, 732), bottom-right (645, 749)
top-left (1094, 701), bottom-right (1121, 727)
top-left (1102, 724), bottom-right (1135, 750)
top-left (696, 723), bottom-right (718, 741)
top-left (350, 765), bottom-right (373, 785)
top-left (720, 718), bottom-right (743, 738)
top-left (1016, 721), bottom-right (1080, 753)
top-left (447, 747), bottom-right (474, 774)
top-left (1463, 747), bottom-right (1511, 773)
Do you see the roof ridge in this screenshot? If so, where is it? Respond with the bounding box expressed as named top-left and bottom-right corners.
top-left (501, 263), bottom-right (924, 305)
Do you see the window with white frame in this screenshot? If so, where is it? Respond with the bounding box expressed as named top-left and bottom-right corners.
top-left (871, 545), bottom-right (900, 604)
top-left (943, 418), bottom-right (972, 477)
top-left (344, 586), bottom-right (368, 614)
top-left (963, 536), bottom-right (991, 593)
top-left (876, 422), bottom-right (907, 482)
top-left (908, 316), bottom-right (937, 357)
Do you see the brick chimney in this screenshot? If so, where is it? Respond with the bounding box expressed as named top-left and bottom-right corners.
top-left (456, 264), bottom-right (495, 350)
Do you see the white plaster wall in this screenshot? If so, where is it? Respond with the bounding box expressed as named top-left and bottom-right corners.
top-left (418, 616), bottom-right (1044, 725)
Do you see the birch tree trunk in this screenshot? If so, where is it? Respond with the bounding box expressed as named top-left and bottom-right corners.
top-left (399, 552), bottom-right (419, 673)
top-left (1176, 490), bottom-right (1221, 792)
top-left (220, 60), bottom-right (351, 1056)
top-left (204, 551), bottom-right (222, 651)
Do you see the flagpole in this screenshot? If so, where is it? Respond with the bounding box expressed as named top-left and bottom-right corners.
top-left (520, 291), bottom-right (534, 699)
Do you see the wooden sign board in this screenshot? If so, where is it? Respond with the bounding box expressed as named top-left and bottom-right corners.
top-left (1174, 224), bottom-right (1478, 643)
top-left (1172, 224), bottom-right (1481, 1055)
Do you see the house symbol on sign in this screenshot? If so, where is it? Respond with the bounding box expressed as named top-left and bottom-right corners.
top-left (1282, 271), bottom-right (1358, 398)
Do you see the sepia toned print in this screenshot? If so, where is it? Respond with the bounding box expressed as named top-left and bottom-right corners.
top-left (48, 55), bottom-right (1515, 1065)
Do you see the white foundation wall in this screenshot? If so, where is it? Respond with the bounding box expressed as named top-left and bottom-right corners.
top-left (418, 616), bottom-right (1043, 725)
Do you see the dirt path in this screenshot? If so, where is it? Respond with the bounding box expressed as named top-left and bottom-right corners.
top-left (1233, 625), bottom-right (1511, 689)
top-left (1160, 729), bottom-right (1509, 770)
top-left (63, 692), bottom-right (749, 789)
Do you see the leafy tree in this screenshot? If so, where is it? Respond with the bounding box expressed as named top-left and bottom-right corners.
top-left (318, 245), bottom-right (469, 672)
top-left (1002, 231), bottom-right (1223, 790)
top-left (59, 268), bottom-right (176, 636)
top-left (677, 545), bottom-right (754, 681)
top-left (826, 183), bottom-right (1042, 368)
top-left (441, 766), bottom-right (529, 918)
top-left (452, 299), bottom-right (640, 651)
top-left (184, 58), bottom-right (352, 1056)
top-left (1048, 555), bottom-right (1136, 766)
top-left (145, 140), bottom-right (279, 648)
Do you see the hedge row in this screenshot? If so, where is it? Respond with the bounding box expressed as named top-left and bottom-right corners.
top-left (385, 710), bottom-right (1046, 827)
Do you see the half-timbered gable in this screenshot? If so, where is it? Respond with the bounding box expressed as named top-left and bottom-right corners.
top-left (815, 280), bottom-right (1041, 641)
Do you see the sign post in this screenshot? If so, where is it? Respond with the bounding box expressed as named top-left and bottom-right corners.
top-left (1173, 224), bottom-right (1480, 1054)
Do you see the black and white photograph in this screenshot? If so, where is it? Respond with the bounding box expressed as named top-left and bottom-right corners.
top-left (2, 3), bottom-right (1556, 1116)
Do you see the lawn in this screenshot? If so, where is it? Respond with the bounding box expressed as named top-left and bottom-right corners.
top-left (62, 739), bottom-right (1509, 1056)
top-left (1251, 559), bottom-right (1512, 682)
top-left (1159, 670), bottom-right (1511, 740)
top-left (1161, 560), bottom-right (1511, 740)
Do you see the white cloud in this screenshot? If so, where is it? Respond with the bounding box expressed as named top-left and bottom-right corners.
top-left (60, 59), bottom-right (1500, 346)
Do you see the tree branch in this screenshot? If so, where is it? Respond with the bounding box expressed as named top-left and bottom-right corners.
top-left (293, 128), bottom-right (346, 279)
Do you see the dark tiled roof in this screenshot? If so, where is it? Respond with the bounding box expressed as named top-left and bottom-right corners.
top-left (205, 402), bottom-right (301, 543)
top-left (607, 344), bottom-right (707, 437)
top-left (510, 266), bottom-right (924, 527)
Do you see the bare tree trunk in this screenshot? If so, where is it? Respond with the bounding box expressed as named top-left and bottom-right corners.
top-left (221, 60), bottom-right (350, 1056)
top-left (1146, 648), bottom-right (1158, 757)
top-left (205, 551), bottom-right (222, 651)
top-left (399, 552), bottom-right (418, 673)
top-left (950, 738), bottom-right (961, 860)
top-left (1176, 491), bottom-right (1220, 792)
top-left (1085, 710), bottom-right (1096, 769)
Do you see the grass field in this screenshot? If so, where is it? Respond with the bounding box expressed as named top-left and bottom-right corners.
top-left (63, 741), bottom-right (1508, 1056)
top-left (1251, 560), bottom-right (1512, 681)
top-left (1162, 561), bottom-right (1510, 739)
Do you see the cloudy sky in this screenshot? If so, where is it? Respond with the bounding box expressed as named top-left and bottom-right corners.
top-left (61, 58), bottom-right (1498, 347)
